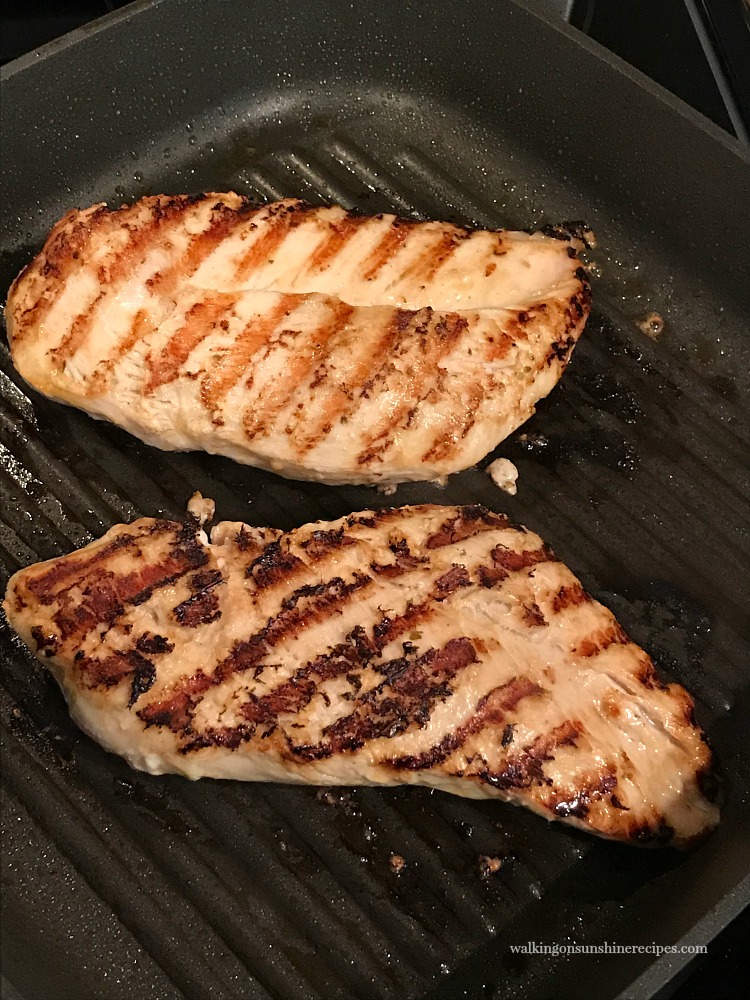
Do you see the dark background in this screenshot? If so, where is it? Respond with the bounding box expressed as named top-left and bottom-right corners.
top-left (1, 2), bottom-right (748, 999)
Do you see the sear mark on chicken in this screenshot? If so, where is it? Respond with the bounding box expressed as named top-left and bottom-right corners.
top-left (3, 499), bottom-right (718, 847)
top-left (6, 195), bottom-right (591, 485)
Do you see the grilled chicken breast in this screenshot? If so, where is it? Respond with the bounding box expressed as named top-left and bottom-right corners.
top-left (6, 195), bottom-right (591, 484)
top-left (3, 498), bottom-right (717, 846)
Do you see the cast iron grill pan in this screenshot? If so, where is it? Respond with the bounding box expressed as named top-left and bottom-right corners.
top-left (1, 2), bottom-right (748, 998)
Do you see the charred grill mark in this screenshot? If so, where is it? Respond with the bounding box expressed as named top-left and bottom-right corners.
top-left (188, 197), bottom-right (255, 253)
top-left (359, 356), bottom-right (448, 462)
top-left (393, 229), bottom-right (466, 286)
top-left (30, 626), bottom-right (60, 657)
top-left (299, 527), bottom-right (357, 560)
top-left (390, 537), bottom-right (422, 562)
top-left (370, 561), bottom-right (409, 579)
top-left (138, 676), bottom-right (212, 730)
top-left (254, 573), bottom-right (373, 655)
top-left (546, 334), bottom-right (577, 367)
top-left (149, 197), bottom-right (256, 297)
top-left (541, 288), bottom-right (589, 369)
top-left (106, 196), bottom-right (213, 287)
top-left (165, 527), bottom-right (506, 749)
top-left (87, 309), bottom-right (156, 396)
top-left (303, 215), bottom-right (363, 274)
top-left (572, 282), bottom-right (591, 316)
top-left (135, 633), bottom-right (174, 655)
top-left (180, 727), bottom-right (250, 752)
top-left (290, 637), bottom-right (478, 760)
top-left (26, 206), bottom-right (105, 290)
top-left (235, 526), bottom-right (267, 556)
top-left (50, 290), bottom-right (107, 362)
top-left (361, 219), bottom-right (415, 280)
top-left (50, 573), bottom-right (115, 640)
top-left (76, 651), bottom-right (132, 687)
top-left (344, 509), bottom-right (413, 532)
top-left (140, 573), bottom-right (373, 733)
top-left (435, 564), bottom-right (472, 597)
top-left (382, 226), bottom-right (470, 289)
top-left (388, 675), bottom-right (544, 771)
top-left (25, 522), bottom-right (175, 604)
top-left (478, 562), bottom-right (507, 590)
top-left (280, 581), bottom-right (335, 611)
top-left (421, 378), bottom-right (486, 462)
top-left (246, 540), bottom-right (303, 589)
top-left (631, 821), bottom-right (676, 846)
top-left (522, 602), bottom-right (547, 627)
top-left (479, 719), bottom-right (582, 791)
top-left (369, 546), bottom-right (495, 650)
top-left (552, 583), bottom-right (587, 613)
top-left (634, 656), bottom-right (669, 692)
top-left (173, 568), bottom-right (225, 627)
top-left (128, 654), bottom-right (157, 708)
top-left (359, 309), bottom-right (422, 401)
top-left (356, 312), bottom-right (469, 466)
top-left (189, 569), bottom-right (223, 592)
top-left (425, 505), bottom-right (511, 549)
top-left (49, 528), bottom-right (208, 647)
top-left (242, 677), bottom-right (316, 724)
top-left (540, 221), bottom-right (593, 246)
top-left (72, 647), bottom-right (155, 697)
top-left (548, 768), bottom-right (618, 819)
top-left (47, 196), bottom-right (230, 363)
top-left (199, 294), bottom-right (298, 414)
top-left (13, 220), bottom-right (89, 341)
top-left (477, 543), bottom-right (555, 588)
top-left (130, 534), bottom-right (209, 607)
top-left (243, 525), bottom-right (357, 593)
top-left (40, 202), bottom-right (150, 359)
top-left (575, 623), bottom-right (628, 658)
top-left (371, 601), bottom-right (435, 651)
top-left (291, 307), bottom-right (422, 455)
top-left (180, 724), bottom-right (260, 753)
top-left (370, 537), bottom-right (428, 577)
top-left (242, 298), bottom-right (355, 441)
top-left (233, 202), bottom-right (305, 280)
top-left (145, 293), bottom-right (239, 394)
top-left (237, 638), bottom-right (367, 734)
top-left (357, 309), bottom-right (468, 465)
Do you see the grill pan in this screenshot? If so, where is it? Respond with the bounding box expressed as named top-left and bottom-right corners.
top-left (1, 1), bottom-right (749, 998)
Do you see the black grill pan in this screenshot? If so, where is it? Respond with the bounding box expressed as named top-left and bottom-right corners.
top-left (1, 2), bottom-right (749, 998)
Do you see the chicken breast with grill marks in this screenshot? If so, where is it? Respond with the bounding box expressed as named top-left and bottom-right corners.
top-left (3, 498), bottom-right (718, 847)
top-left (6, 195), bottom-right (591, 484)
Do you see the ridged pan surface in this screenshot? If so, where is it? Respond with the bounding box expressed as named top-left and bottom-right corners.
top-left (1, 2), bottom-right (748, 999)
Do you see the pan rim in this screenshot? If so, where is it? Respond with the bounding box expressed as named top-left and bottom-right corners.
top-left (0, 0), bottom-right (748, 170)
